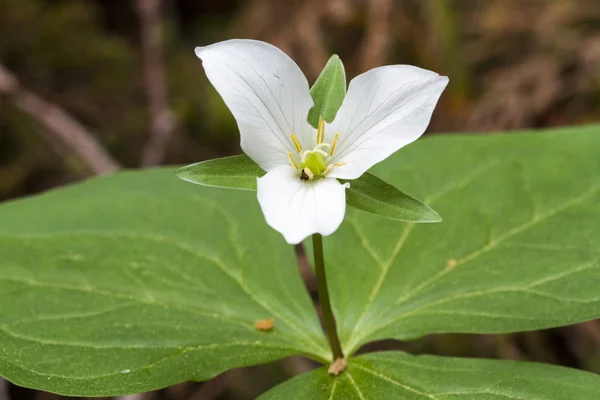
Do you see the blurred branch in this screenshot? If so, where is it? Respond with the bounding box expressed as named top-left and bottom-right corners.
top-left (187, 373), bottom-right (229, 400)
top-left (359, 0), bottom-right (392, 72)
top-left (136, 0), bottom-right (176, 167)
top-left (573, 321), bottom-right (600, 345)
top-left (425, 0), bottom-right (470, 100)
top-left (0, 377), bottom-right (9, 400)
top-left (0, 63), bottom-right (119, 175)
top-left (271, 0), bottom-right (328, 80)
top-left (115, 394), bottom-right (150, 400)
top-left (295, 0), bottom-right (329, 79)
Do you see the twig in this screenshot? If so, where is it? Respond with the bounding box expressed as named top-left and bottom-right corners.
top-left (136, 0), bottom-right (176, 167)
top-left (359, 0), bottom-right (392, 72)
top-left (271, 0), bottom-right (328, 80)
top-left (0, 63), bottom-right (119, 175)
top-left (295, 0), bottom-right (329, 79)
top-left (280, 356), bottom-right (315, 377)
top-left (187, 373), bottom-right (230, 400)
top-left (572, 321), bottom-right (600, 345)
top-left (425, 0), bottom-right (470, 99)
top-left (0, 377), bottom-right (9, 400)
top-left (115, 393), bottom-right (150, 400)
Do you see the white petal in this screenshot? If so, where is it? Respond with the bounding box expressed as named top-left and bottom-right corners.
top-left (196, 40), bottom-right (314, 171)
top-left (325, 66), bottom-right (448, 179)
top-left (257, 166), bottom-right (347, 244)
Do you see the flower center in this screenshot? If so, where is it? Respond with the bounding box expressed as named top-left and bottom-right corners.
top-left (287, 116), bottom-right (344, 181)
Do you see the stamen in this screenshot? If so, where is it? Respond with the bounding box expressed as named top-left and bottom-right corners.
top-left (287, 152), bottom-right (299, 170)
top-left (304, 167), bottom-right (314, 180)
top-left (317, 116), bottom-right (325, 144)
top-left (290, 133), bottom-right (302, 153)
top-left (323, 162), bottom-right (346, 176)
top-left (330, 133), bottom-right (339, 156)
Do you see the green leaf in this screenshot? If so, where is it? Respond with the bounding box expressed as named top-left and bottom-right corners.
top-left (260, 351), bottom-right (600, 399)
top-left (0, 169), bottom-right (328, 396)
top-left (176, 155), bottom-right (265, 191)
top-left (307, 55), bottom-right (346, 128)
top-left (345, 173), bottom-right (441, 223)
top-left (318, 125), bottom-right (600, 355)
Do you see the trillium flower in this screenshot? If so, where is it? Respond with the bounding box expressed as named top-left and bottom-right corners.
top-left (195, 39), bottom-right (448, 244)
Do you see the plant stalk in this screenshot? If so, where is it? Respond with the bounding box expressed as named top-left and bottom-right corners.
top-left (312, 234), bottom-right (344, 360)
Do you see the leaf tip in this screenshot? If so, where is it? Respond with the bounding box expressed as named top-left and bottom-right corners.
top-left (174, 166), bottom-right (188, 180)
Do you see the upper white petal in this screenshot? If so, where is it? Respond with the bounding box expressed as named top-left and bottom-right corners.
top-left (257, 166), bottom-right (347, 244)
top-left (325, 65), bottom-right (448, 179)
top-left (196, 40), bottom-right (314, 171)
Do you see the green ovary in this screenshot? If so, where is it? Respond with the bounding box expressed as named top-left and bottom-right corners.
top-left (302, 151), bottom-right (327, 177)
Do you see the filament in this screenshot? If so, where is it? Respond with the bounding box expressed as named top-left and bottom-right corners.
top-left (330, 133), bottom-right (339, 156)
top-left (290, 133), bottom-right (302, 153)
top-left (288, 152), bottom-right (299, 170)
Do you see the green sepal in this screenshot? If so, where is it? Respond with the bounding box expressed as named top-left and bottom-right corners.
top-left (307, 55), bottom-right (346, 128)
top-left (344, 173), bottom-right (441, 223)
top-left (177, 155), bottom-right (438, 223)
top-left (175, 155), bottom-right (265, 191)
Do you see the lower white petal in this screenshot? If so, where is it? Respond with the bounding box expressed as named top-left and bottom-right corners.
top-left (325, 65), bottom-right (448, 180)
top-left (257, 166), bottom-right (347, 244)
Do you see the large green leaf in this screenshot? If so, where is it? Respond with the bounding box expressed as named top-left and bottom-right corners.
top-left (177, 155), bottom-right (438, 222)
top-left (260, 351), bottom-right (600, 399)
top-left (0, 170), bottom-right (328, 396)
top-left (317, 125), bottom-right (600, 354)
top-left (307, 55), bottom-right (346, 128)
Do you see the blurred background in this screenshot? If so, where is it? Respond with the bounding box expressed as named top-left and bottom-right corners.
top-left (1, 0), bottom-right (600, 399)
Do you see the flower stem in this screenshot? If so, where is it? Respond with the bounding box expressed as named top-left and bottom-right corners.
top-left (312, 234), bottom-right (344, 360)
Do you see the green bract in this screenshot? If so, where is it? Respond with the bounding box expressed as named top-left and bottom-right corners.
top-left (0, 170), bottom-right (328, 396)
top-left (318, 126), bottom-right (600, 355)
top-left (1, 126), bottom-right (600, 398)
top-left (176, 154), bottom-right (263, 191)
top-left (260, 352), bottom-right (600, 399)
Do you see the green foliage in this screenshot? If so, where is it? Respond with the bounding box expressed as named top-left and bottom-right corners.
top-left (261, 351), bottom-right (600, 399)
top-left (176, 155), bottom-right (439, 222)
top-left (0, 170), bottom-right (328, 396)
top-left (1, 126), bottom-right (600, 398)
top-left (307, 55), bottom-right (346, 128)
top-left (319, 125), bottom-right (600, 355)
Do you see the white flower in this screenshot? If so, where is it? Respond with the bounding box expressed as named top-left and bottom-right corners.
top-left (195, 39), bottom-right (448, 244)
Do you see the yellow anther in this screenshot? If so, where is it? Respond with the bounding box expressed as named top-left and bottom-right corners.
top-left (330, 133), bottom-right (339, 156)
top-left (290, 133), bottom-right (302, 153)
top-left (288, 152), bottom-right (299, 170)
top-left (304, 167), bottom-right (314, 180)
top-left (317, 116), bottom-right (325, 144)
